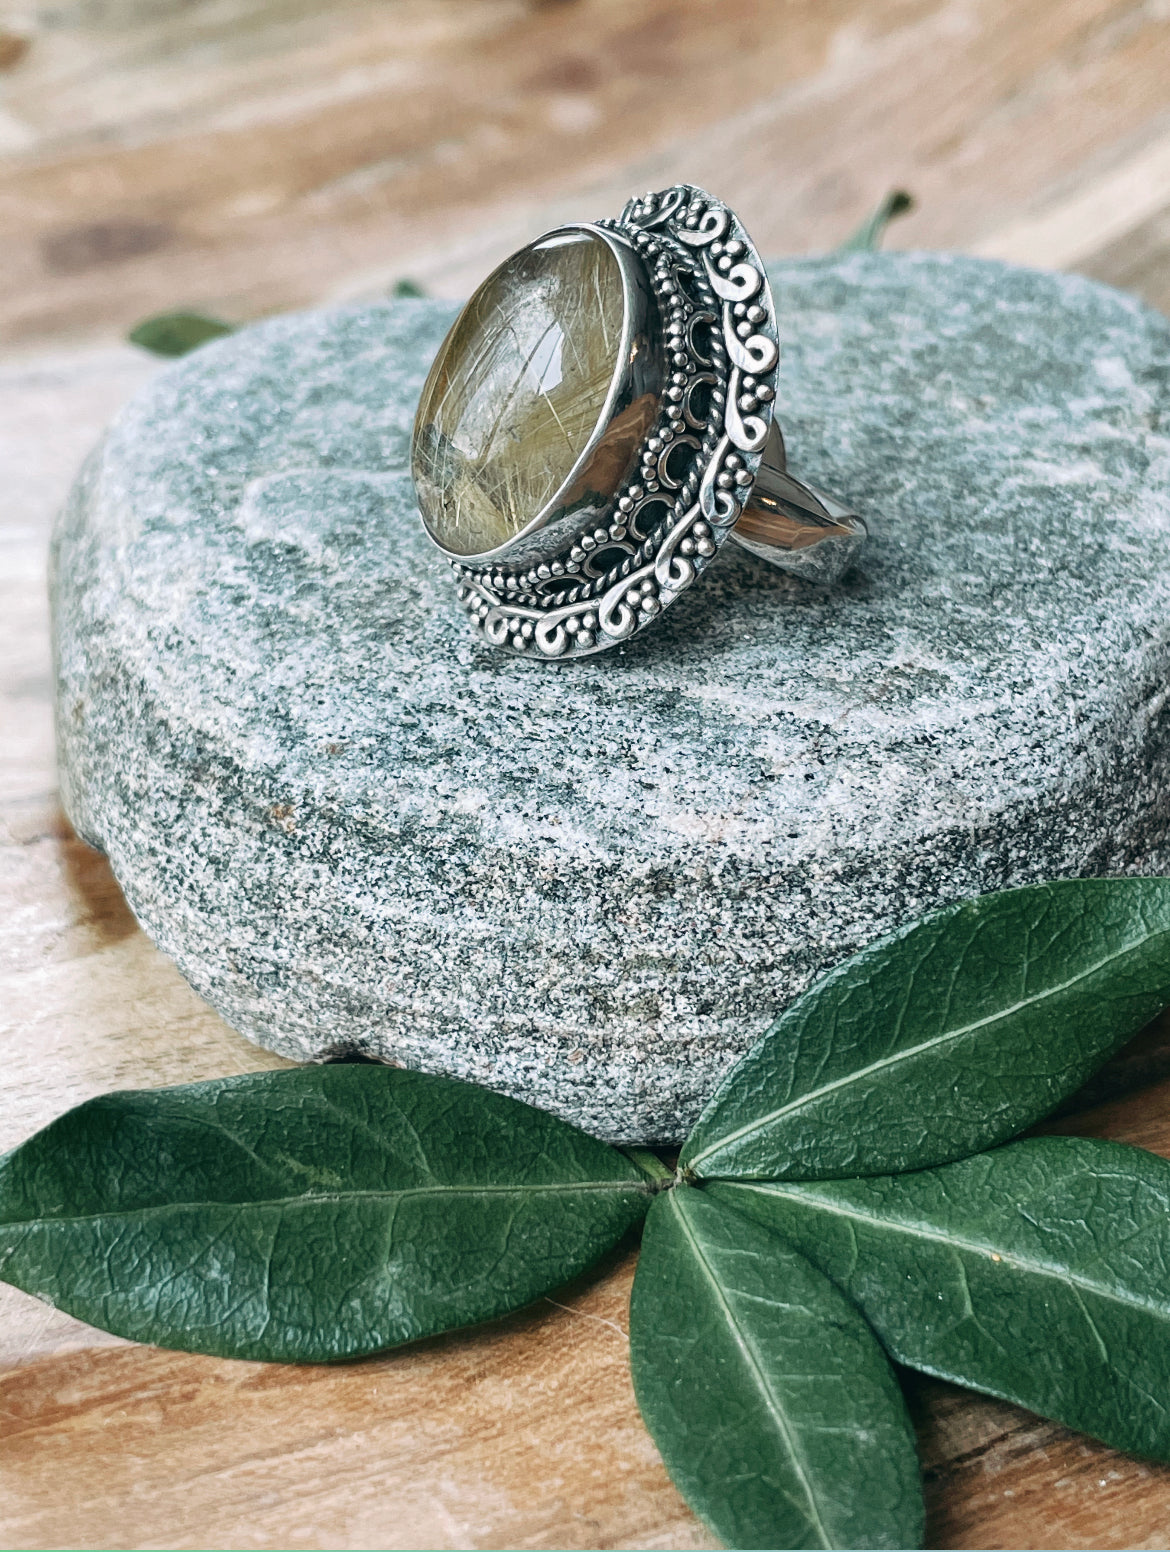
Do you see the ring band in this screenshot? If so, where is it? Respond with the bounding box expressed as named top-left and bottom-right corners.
top-left (410, 183), bottom-right (866, 659)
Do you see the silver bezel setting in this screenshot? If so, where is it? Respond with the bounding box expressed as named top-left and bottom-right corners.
top-left (418, 185), bottom-right (781, 660)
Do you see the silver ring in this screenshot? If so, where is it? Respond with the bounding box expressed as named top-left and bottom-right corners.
top-left (410, 183), bottom-right (866, 660)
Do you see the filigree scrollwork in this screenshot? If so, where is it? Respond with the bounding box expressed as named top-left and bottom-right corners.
top-left (723, 302), bottom-right (780, 375)
top-left (686, 311), bottom-right (718, 366)
top-left (621, 185), bottom-right (688, 229)
top-left (683, 372), bottom-right (717, 430)
top-left (598, 562), bottom-right (659, 642)
top-left (698, 433), bottom-right (739, 525)
top-left (725, 368), bottom-right (769, 454)
top-left (657, 434), bottom-right (703, 489)
top-left (533, 611), bottom-right (572, 657)
top-left (582, 538), bottom-right (636, 579)
top-left (705, 257), bottom-right (763, 303)
top-left (481, 607), bottom-right (511, 648)
top-left (673, 206), bottom-right (730, 247)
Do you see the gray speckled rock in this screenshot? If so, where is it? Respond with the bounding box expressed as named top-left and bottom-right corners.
top-left (51, 253), bottom-right (1170, 1143)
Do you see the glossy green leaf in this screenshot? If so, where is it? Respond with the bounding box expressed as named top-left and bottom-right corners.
top-left (715, 1136), bottom-right (1170, 1460)
top-left (629, 1188), bottom-right (924, 1550)
top-left (683, 878), bottom-right (1170, 1182)
top-left (128, 310), bottom-right (235, 357)
top-left (837, 190), bottom-right (914, 251)
top-left (0, 1065), bottom-right (650, 1362)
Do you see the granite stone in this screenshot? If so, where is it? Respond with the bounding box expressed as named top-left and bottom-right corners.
top-left (51, 253), bottom-right (1170, 1143)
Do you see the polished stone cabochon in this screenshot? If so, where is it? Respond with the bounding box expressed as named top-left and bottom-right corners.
top-left (412, 229), bottom-right (626, 558)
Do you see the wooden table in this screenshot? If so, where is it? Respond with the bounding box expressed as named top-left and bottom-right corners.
top-left (3, 2), bottom-right (1170, 1546)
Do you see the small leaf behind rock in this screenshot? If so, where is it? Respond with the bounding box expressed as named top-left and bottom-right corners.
top-left (0, 1066), bottom-right (650, 1362)
top-left (629, 1187), bottom-right (924, 1551)
top-left (682, 878), bottom-right (1170, 1181)
top-left (128, 310), bottom-right (236, 357)
top-left (715, 1136), bottom-right (1170, 1461)
top-left (837, 190), bottom-right (914, 251)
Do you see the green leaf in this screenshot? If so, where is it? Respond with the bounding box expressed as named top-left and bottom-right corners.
top-left (629, 1187), bottom-right (924, 1551)
top-left (714, 1136), bottom-right (1170, 1461)
top-left (0, 1066), bottom-right (650, 1362)
top-left (391, 277), bottom-right (427, 298)
top-left (128, 310), bottom-right (236, 357)
top-left (837, 190), bottom-right (914, 251)
top-left (682, 878), bottom-right (1170, 1182)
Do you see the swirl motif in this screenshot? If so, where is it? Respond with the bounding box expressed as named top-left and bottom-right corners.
top-left (673, 206), bottom-right (729, 247)
top-left (534, 612), bottom-right (571, 657)
top-left (482, 607), bottom-right (512, 647)
top-left (598, 563), bottom-right (656, 641)
top-left (624, 185), bottom-right (688, 229)
top-left (724, 369), bottom-right (769, 454)
top-left (722, 303), bottom-right (780, 375)
top-left (654, 503), bottom-right (702, 591)
top-left (704, 256), bottom-right (763, 303)
top-left (698, 434), bottom-right (736, 524)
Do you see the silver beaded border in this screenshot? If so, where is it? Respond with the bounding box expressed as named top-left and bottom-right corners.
top-left (450, 184), bottom-right (780, 659)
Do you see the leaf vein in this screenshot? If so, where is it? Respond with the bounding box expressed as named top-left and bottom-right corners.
top-left (670, 1192), bottom-right (834, 1549)
top-left (689, 933), bottom-right (1158, 1174)
top-left (742, 1184), bottom-right (1170, 1321)
top-left (5, 1180), bottom-right (645, 1232)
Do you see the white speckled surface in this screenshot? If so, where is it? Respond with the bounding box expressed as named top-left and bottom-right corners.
top-left (51, 253), bottom-right (1170, 1142)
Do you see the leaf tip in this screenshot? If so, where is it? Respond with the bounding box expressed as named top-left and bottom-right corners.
top-left (128, 310), bottom-right (236, 357)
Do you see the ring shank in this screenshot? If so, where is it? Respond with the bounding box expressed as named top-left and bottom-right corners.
top-left (731, 422), bottom-right (867, 585)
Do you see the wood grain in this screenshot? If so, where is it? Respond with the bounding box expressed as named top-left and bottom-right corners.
top-left (1, 0), bottom-right (1170, 345)
top-left (4, 2), bottom-right (1170, 1548)
top-left (1, 1246), bottom-right (716, 1552)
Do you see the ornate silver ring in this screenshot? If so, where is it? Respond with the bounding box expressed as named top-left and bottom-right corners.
top-left (410, 183), bottom-right (866, 660)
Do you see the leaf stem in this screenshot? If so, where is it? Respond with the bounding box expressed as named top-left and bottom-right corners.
top-left (837, 189), bottom-right (915, 252)
top-left (622, 1147), bottom-right (676, 1188)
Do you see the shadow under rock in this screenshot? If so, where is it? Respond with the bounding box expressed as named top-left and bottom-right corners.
top-left (55, 805), bottom-right (139, 952)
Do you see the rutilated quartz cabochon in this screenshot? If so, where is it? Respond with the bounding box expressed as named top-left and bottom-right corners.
top-left (413, 229), bottom-right (635, 559)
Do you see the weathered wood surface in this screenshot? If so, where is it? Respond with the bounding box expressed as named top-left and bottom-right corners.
top-left (1, 0), bottom-right (1170, 345)
top-left (4, 2), bottom-right (1170, 1548)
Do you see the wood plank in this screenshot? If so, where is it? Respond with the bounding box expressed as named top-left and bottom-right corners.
top-left (1081, 201), bottom-right (1170, 321)
top-left (918, 1376), bottom-right (1170, 1552)
top-left (6, 3), bottom-right (1170, 1546)
top-left (0, 1247), bottom-right (716, 1552)
top-left (2, 0), bottom-right (1170, 345)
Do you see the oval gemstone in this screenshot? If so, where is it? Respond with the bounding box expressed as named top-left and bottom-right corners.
top-left (412, 229), bottom-right (628, 558)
